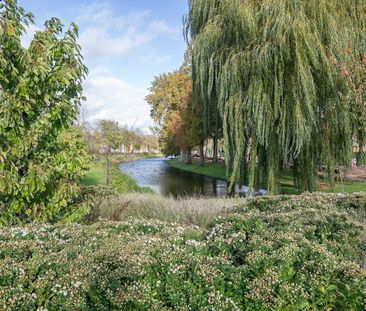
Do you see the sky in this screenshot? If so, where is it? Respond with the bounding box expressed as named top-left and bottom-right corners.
top-left (18, 0), bottom-right (188, 131)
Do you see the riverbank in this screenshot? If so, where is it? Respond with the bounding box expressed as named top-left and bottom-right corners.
top-left (167, 158), bottom-right (298, 194)
top-left (81, 153), bottom-right (160, 194)
top-left (82, 153), bottom-right (161, 187)
top-left (167, 158), bottom-right (366, 194)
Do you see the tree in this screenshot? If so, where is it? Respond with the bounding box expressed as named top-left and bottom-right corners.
top-left (142, 134), bottom-right (159, 153)
top-left (166, 96), bottom-right (204, 163)
top-left (185, 0), bottom-right (364, 193)
top-left (340, 51), bottom-right (366, 166)
top-left (0, 0), bottom-right (88, 224)
top-left (146, 69), bottom-right (204, 163)
top-left (95, 120), bottom-right (124, 185)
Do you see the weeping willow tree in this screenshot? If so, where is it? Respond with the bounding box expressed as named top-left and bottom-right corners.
top-left (185, 0), bottom-right (365, 193)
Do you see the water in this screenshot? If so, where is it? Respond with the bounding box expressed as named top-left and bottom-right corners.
top-left (119, 157), bottom-right (229, 197)
top-left (119, 157), bottom-right (267, 197)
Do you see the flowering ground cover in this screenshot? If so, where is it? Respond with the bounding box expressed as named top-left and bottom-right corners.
top-left (0, 193), bottom-right (365, 310)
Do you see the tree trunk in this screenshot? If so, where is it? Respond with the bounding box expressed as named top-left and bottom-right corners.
top-left (105, 151), bottom-right (111, 186)
top-left (186, 148), bottom-right (192, 164)
top-left (356, 131), bottom-right (364, 166)
top-left (179, 150), bottom-right (186, 162)
top-left (199, 139), bottom-right (205, 166)
top-left (213, 134), bottom-right (218, 163)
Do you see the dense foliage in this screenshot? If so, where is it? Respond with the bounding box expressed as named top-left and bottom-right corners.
top-left (146, 69), bottom-right (204, 161)
top-left (0, 192), bottom-right (365, 310)
top-left (0, 0), bottom-right (89, 225)
top-left (340, 51), bottom-right (366, 166)
top-left (185, 0), bottom-right (366, 193)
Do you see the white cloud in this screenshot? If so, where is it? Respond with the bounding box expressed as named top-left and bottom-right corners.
top-left (138, 50), bottom-right (172, 65)
top-left (82, 66), bottom-right (154, 131)
top-left (77, 1), bottom-right (178, 62)
top-left (21, 24), bottom-right (41, 48)
top-left (74, 1), bottom-right (180, 130)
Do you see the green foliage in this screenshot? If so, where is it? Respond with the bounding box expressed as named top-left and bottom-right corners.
top-left (354, 152), bottom-right (366, 166)
top-left (0, 1), bottom-right (89, 225)
top-left (341, 51), bottom-right (366, 165)
top-left (0, 193), bottom-right (365, 309)
top-left (185, 0), bottom-right (366, 193)
top-left (96, 120), bottom-right (124, 151)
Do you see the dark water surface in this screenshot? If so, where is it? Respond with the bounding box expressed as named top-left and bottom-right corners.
top-left (119, 157), bottom-right (229, 197)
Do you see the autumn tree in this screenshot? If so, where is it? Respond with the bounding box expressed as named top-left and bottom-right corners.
top-left (146, 69), bottom-right (204, 163)
top-left (0, 0), bottom-right (89, 224)
top-left (166, 92), bottom-right (204, 163)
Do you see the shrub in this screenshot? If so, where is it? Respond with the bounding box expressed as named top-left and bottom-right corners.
top-left (0, 193), bottom-right (365, 309)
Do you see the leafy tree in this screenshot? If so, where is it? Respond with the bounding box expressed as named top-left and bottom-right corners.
top-left (96, 120), bottom-right (123, 151)
top-left (95, 120), bottom-right (124, 185)
top-left (185, 0), bottom-right (365, 193)
top-left (142, 134), bottom-right (159, 153)
top-left (146, 69), bottom-right (204, 163)
top-left (0, 0), bottom-right (88, 224)
top-left (130, 128), bottom-right (143, 152)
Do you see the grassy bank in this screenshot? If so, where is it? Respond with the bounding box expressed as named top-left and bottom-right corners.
top-left (167, 158), bottom-right (298, 194)
top-left (1, 192), bottom-right (365, 309)
top-left (107, 152), bottom-right (162, 165)
top-left (168, 158), bottom-right (366, 194)
top-left (324, 182), bottom-right (366, 193)
top-left (81, 163), bottom-right (105, 186)
top-left (81, 153), bottom-right (161, 186)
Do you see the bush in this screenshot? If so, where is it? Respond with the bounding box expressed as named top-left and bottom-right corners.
top-left (0, 193), bottom-right (365, 309)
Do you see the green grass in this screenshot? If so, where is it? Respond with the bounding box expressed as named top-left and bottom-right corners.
top-left (168, 158), bottom-right (228, 180)
top-left (324, 182), bottom-right (366, 193)
top-left (81, 163), bottom-right (105, 186)
top-left (82, 162), bottom-right (153, 194)
top-left (168, 158), bottom-right (366, 194)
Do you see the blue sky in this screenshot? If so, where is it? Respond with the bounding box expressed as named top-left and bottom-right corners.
top-left (19, 0), bottom-right (188, 130)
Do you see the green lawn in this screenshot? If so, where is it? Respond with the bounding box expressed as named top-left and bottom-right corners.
top-left (168, 158), bottom-right (366, 194)
top-left (81, 163), bottom-right (105, 186)
top-left (324, 182), bottom-right (366, 193)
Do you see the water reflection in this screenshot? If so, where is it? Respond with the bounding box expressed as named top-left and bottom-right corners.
top-left (119, 157), bottom-right (266, 197)
top-left (119, 157), bottom-right (226, 197)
